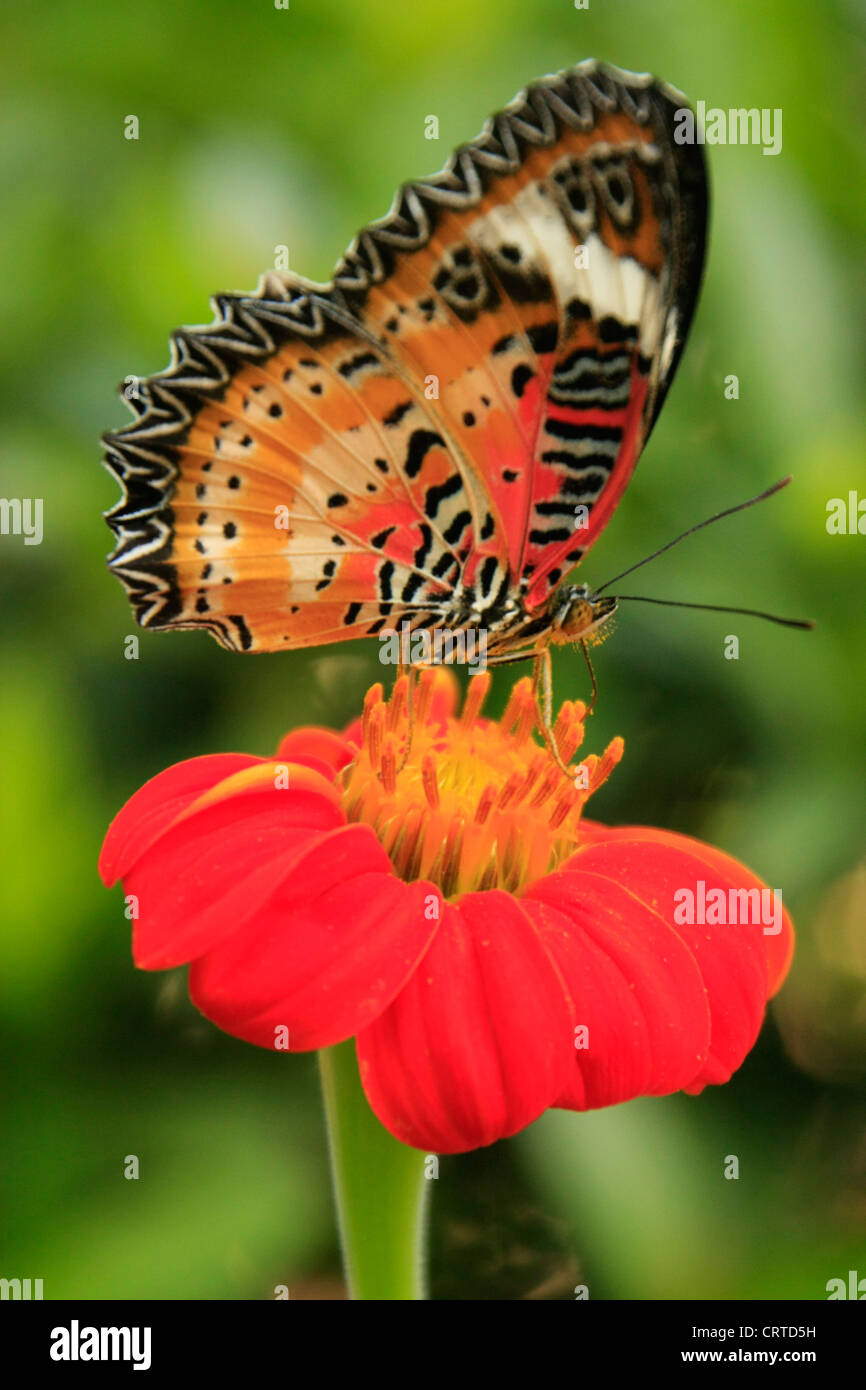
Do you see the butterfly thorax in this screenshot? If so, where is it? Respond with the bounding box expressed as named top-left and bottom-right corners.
top-left (545, 585), bottom-right (618, 649)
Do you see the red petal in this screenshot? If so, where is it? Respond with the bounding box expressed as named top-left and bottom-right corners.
top-left (523, 872), bottom-right (711, 1109)
top-left (577, 823), bottom-right (794, 996)
top-left (562, 834), bottom-right (781, 1089)
top-left (99, 753), bottom-right (263, 886)
top-left (189, 833), bottom-right (439, 1050)
top-left (127, 765), bottom-right (345, 969)
top-left (356, 890), bottom-right (573, 1153)
top-left (274, 727), bottom-right (354, 779)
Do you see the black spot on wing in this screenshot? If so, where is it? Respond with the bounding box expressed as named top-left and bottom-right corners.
top-left (527, 323), bottom-right (558, 354)
top-left (528, 527), bottom-right (571, 544)
top-left (229, 614), bottom-right (253, 651)
top-left (371, 525), bottom-right (396, 550)
top-left (383, 400), bottom-right (413, 428)
top-left (424, 472), bottom-right (463, 518)
top-left (442, 510), bottom-right (472, 545)
top-left (478, 554), bottom-right (499, 597)
top-left (405, 429), bottom-right (447, 480)
top-left (414, 523), bottom-right (433, 570)
top-left (338, 351), bottom-right (380, 378)
top-left (378, 560), bottom-right (395, 600)
top-left (511, 364), bottom-right (535, 398)
top-left (401, 572), bottom-right (425, 601)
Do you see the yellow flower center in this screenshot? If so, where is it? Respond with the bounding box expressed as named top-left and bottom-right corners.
top-left (339, 670), bottom-right (623, 897)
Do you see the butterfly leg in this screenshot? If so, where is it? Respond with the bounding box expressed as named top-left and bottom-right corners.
top-left (531, 649), bottom-right (574, 778)
top-left (579, 639), bottom-right (599, 715)
top-left (484, 647), bottom-right (571, 773)
top-left (485, 648), bottom-right (579, 777)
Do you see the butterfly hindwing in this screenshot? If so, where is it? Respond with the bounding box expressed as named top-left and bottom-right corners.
top-left (105, 285), bottom-right (496, 651)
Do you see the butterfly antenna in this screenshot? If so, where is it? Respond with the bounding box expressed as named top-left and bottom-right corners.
top-left (613, 595), bottom-right (814, 629)
top-left (595, 476), bottom-right (795, 595)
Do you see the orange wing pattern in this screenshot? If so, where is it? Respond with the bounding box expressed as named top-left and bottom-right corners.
top-left (103, 60), bottom-right (707, 652)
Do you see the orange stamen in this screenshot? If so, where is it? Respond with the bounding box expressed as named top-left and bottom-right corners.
top-left (339, 670), bottom-right (623, 899)
top-left (421, 755), bottom-right (440, 810)
top-left (460, 671), bottom-right (490, 727)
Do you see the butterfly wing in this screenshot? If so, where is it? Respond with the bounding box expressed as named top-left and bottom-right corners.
top-left (337, 64), bottom-right (707, 612)
top-left (104, 283), bottom-right (507, 652)
top-left (499, 70), bottom-right (708, 608)
top-left (103, 60), bottom-right (707, 652)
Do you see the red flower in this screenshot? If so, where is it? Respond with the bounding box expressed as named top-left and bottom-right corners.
top-left (99, 671), bottom-right (794, 1154)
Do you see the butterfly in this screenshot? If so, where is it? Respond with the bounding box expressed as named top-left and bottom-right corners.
top-left (102, 59), bottom-right (708, 750)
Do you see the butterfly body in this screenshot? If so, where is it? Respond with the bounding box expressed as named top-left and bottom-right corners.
top-left (424, 582), bottom-right (616, 665)
top-left (103, 60), bottom-right (708, 672)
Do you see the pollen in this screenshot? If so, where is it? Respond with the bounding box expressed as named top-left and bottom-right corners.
top-left (338, 670), bottom-right (623, 897)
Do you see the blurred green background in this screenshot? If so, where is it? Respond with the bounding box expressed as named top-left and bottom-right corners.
top-left (1, 0), bottom-right (864, 1299)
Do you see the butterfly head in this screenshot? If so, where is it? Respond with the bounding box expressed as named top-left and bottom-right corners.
top-left (550, 585), bottom-right (618, 647)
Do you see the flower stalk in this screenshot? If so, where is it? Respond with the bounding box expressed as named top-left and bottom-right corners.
top-left (318, 1040), bottom-right (430, 1300)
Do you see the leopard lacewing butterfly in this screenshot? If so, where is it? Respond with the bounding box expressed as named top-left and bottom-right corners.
top-left (103, 60), bottom-right (708, 691)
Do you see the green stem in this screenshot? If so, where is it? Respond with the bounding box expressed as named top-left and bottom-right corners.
top-left (318, 1039), bottom-right (430, 1300)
